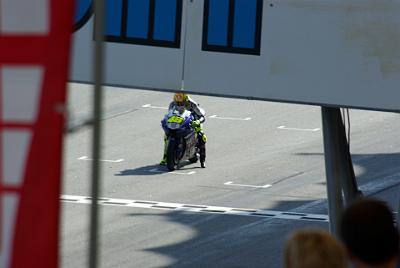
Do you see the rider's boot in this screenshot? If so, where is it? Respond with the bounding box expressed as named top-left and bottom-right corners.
top-left (160, 154), bottom-right (167, 166)
top-left (197, 132), bottom-right (206, 168)
top-left (199, 144), bottom-right (206, 168)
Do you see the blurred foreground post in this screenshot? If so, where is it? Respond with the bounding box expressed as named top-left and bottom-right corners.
top-left (89, 0), bottom-right (105, 267)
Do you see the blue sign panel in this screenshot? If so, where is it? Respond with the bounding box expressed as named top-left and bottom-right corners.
top-left (73, 0), bottom-right (182, 48)
top-left (203, 0), bottom-right (263, 55)
top-left (153, 0), bottom-right (178, 42)
top-left (126, 0), bottom-right (150, 39)
top-left (206, 0), bottom-right (230, 47)
top-left (106, 0), bottom-right (183, 48)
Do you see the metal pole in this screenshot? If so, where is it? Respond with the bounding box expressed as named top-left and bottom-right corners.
top-left (321, 107), bottom-right (344, 235)
top-left (89, 0), bottom-right (104, 267)
top-left (321, 107), bottom-right (362, 235)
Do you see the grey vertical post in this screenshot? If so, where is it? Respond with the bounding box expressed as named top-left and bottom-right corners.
top-left (321, 107), bottom-right (344, 235)
top-left (321, 107), bottom-right (361, 235)
top-left (89, 0), bottom-right (105, 267)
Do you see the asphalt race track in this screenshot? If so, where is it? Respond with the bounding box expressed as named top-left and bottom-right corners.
top-left (61, 83), bottom-right (400, 268)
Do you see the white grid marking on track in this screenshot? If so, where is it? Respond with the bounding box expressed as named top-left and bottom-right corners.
top-left (61, 194), bottom-right (328, 222)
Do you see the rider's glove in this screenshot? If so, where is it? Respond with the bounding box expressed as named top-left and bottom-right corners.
top-left (191, 120), bottom-right (200, 127)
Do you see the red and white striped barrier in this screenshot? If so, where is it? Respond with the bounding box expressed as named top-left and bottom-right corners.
top-left (0, 0), bottom-right (74, 267)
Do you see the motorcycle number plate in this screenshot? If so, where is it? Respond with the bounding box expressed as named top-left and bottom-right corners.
top-left (167, 116), bottom-right (184, 124)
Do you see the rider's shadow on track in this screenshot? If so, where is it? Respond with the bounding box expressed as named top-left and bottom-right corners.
top-left (115, 161), bottom-right (201, 176)
top-left (115, 164), bottom-right (162, 176)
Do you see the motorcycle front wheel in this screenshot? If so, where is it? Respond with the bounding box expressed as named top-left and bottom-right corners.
top-left (167, 139), bottom-right (179, 171)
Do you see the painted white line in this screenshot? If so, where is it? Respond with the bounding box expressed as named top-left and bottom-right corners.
top-left (224, 181), bottom-right (272, 189)
top-left (142, 104), bottom-right (168, 109)
top-left (277, 125), bottom-right (320, 132)
top-left (209, 115), bottom-right (251, 121)
top-left (78, 156), bottom-right (124, 163)
top-left (103, 108), bottom-right (138, 120)
top-left (60, 194), bottom-right (328, 222)
top-left (149, 168), bottom-right (196, 175)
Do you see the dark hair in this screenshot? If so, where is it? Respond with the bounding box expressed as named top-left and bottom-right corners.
top-left (339, 198), bottom-right (399, 265)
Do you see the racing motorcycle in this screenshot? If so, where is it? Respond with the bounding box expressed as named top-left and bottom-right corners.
top-left (161, 106), bottom-right (200, 171)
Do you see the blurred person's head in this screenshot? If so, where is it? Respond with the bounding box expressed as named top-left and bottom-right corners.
top-left (340, 198), bottom-right (400, 268)
top-left (284, 229), bottom-right (347, 268)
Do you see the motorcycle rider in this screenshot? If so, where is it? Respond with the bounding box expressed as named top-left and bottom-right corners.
top-left (160, 92), bottom-right (207, 168)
